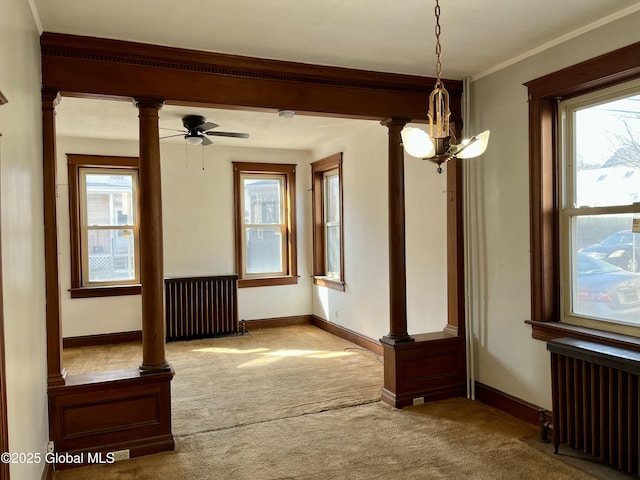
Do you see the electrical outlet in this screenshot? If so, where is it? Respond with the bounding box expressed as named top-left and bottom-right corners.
top-left (412, 396), bottom-right (425, 406)
top-left (112, 449), bottom-right (130, 462)
top-left (47, 441), bottom-right (54, 453)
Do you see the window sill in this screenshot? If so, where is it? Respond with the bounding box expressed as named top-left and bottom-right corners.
top-left (313, 276), bottom-right (345, 291)
top-left (69, 284), bottom-right (141, 298)
top-left (526, 320), bottom-right (640, 354)
top-left (238, 276), bottom-right (299, 288)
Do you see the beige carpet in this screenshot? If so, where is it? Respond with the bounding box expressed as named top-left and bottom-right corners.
top-left (56, 326), bottom-right (598, 479)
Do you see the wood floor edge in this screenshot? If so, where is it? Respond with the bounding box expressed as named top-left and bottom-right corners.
top-left (63, 331), bottom-right (142, 348)
top-left (474, 381), bottom-right (549, 426)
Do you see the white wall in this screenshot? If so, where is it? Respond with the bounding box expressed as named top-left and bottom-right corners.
top-left (311, 122), bottom-right (448, 341)
top-left (468, 11), bottom-right (640, 409)
top-left (55, 135), bottom-right (312, 336)
top-left (0, 1), bottom-right (50, 479)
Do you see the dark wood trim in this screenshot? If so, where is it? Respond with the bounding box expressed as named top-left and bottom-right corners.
top-left (527, 320), bottom-right (640, 353)
top-left (242, 315), bottom-right (313, 330)
top-left (136, 99), bottom-right (171, 374)
top-left (238, 276), bottom-right (299, 288)
top-left (381, 333), bottom-right (466, 408)
top-left (0, 91), bottom-right (9, 480)
top-left (43, 89), bottom-right (67, 388)
top-left (48, 369), bottom-right (174, 470)
top-left (524, 41), bottom-right (640, 101)
top-left (381, 117), bottom-right (412, 343)
top-left (475, 381), bottom-right (548, 426)
top-left (40, 33), bottom-right (463, 123)
top-left (311, 153), bottom-right (344, 284)
top-left (445, 158), bottom-right (465, 336)
top-left (232, 162), bottom-right (298, 285)
top-left (525, 42), bottom-right (640, 342)
top-left (311, 315), bottom-right (383, 356)
top-left (63, 330), bottom-right (142, 349)
top-left (69, 284), bottom-right (141, 298)
top-left (67, 154), bottom-right (140, 293)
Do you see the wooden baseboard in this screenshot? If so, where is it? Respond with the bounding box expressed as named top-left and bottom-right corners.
top-left (311, 315), bottom-right (383, 356)
top-left (474, 381), bottom-right (549, 426)
top-left (63, 331), bottom-right (142, 349)
top-left (241, 315), bottom-right (313, 330)
top-left (41, 461), bottom-right (53, 480)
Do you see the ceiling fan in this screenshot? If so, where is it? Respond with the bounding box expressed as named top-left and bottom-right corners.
top-left (161, 115), bottom-right (250, 146)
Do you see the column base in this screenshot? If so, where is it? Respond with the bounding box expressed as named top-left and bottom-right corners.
top-left (139, 362), bottom-right (173, 375)
top-left (381, 331), bottom-right (466, 408)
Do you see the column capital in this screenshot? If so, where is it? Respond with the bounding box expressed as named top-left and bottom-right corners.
top-left (134, 97), bottom-right (164, 110)
top-left (42, 89), bottom-right (61, 108)
top-left (381, 117), bottom-right (411, 129)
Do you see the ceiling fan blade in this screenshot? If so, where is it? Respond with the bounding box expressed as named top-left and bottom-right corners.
top-left (201, 136), bottom-right (213, 146)
top-left (160, 134), bottom-right (185, 139)
top-left (205, 131), bottom-right (250, 139)
top-left (160, 127), bottom-right (187, 133)
top-left (195, 121), bottom-right (219, 132)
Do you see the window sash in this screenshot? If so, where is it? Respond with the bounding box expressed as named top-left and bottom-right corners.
top-left (79, 168), bottom-right (140, 286)
top-left (560, 82), bottom-right (640, 328)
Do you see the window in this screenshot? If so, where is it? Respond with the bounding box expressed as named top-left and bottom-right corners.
top-left (526, 42), bottom-right (640, 344)
top-left (311, 153), bottom-right (345, 291)
top-left (233, 162), bottom-right (298, 287)
top-left (68, 155), bottom-right (141, 298)
top-left (560, 83), bottom-right (640, 328)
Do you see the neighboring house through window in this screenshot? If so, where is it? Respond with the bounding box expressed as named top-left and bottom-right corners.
top-left (68, 154), bottom-right (141, 298)
top-left (311, 153), bottom-right (345, 291)
top-left (233, 162), bottom-right (298, 287)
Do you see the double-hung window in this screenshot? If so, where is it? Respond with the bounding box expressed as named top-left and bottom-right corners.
top-left (68, 155), bottom-right (140, 297)
top-left (233, 162), bottom-right (298, 287)
top-left (560, 80), bottom-right (640, 329)
top-left (311, 153), bottom-right (344, 290)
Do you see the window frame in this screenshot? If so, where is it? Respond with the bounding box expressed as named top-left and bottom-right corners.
top-left (67, 154), bottom-right (141, 298)
top-left (232, 162), bottom-right (298, 288)
top-left (525, 41), bottom-right (640, 348)
top-left (559, 83), bottom-right (640, 329)
top-left (311, 153), bottom-right (345, 291)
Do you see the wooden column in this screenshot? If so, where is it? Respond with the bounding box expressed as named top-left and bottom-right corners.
top-left (42, 90), bottom-right (66, 387)
top-left (444, 158), bottom-right (465, 336)
top-left (380, 117), bottom-right (413, 344)
top-left (135, 98), bottom-right (171, 374)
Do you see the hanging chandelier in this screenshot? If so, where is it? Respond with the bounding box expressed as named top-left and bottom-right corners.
top-left (401, 0), bottom-right (489, 173)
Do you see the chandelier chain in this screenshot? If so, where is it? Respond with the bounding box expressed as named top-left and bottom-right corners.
top-left (434, 0), bottom-right (442, 86)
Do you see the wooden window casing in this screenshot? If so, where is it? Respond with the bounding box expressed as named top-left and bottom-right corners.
top-left (67, 154), bottom-right (141, 298)
top-left (525, 41), bottom-right (640, 348)
top-left (311, 153), bottom-right (345, 291)
top-left (233, 162), bottom-right (298, 288)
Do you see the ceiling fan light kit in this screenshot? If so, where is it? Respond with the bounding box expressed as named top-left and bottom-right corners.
top-left (160, 114), bottom-right (250, 147)
top-left (401, 0), bottom-right (489, 173)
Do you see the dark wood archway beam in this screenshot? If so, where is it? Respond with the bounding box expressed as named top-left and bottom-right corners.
top-left (40, 32), bottom-right (462, 123)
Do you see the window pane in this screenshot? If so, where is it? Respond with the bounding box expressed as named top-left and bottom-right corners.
top-left (326, 225), bottom-right (340, 275)
top-left (324, 172), bottom-right (340, 223)
top-left (243, 177), bottom-right (282, 224)
top-left (87, 228), bottom-right (136, 282)
top-left (576, 214), bottom-right (639, 272)
top-left (574, 94), bottom-right (640, 207)
top-left (84, 172), bottom-right (135, 226)
top-left (572, 215), bottom-right (640, 324)
top-left (245, 226), bottom-right (283, 275)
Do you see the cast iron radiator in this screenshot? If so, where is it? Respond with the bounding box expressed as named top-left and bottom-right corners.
top-left (164, 275), bottom-right (239, 341)
top-left (547, 337), bottom-right (640, 476)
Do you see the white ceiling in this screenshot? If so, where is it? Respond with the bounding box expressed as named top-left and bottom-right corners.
top-left (34, 0), bottom-right (640, 149)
